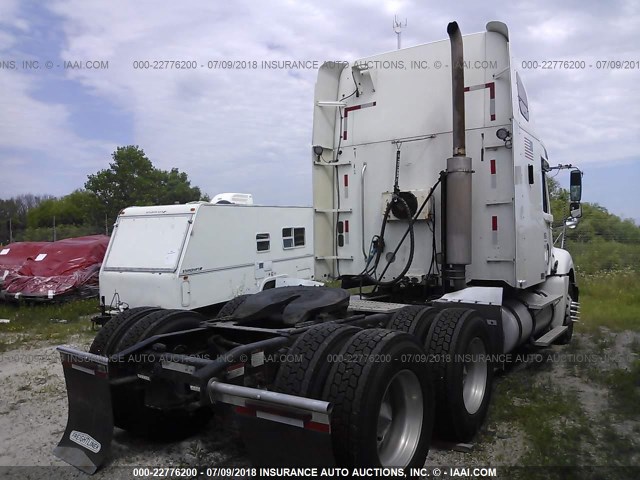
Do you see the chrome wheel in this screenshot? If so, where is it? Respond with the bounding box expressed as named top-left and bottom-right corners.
top-left (462, 337), bottom-right (487, 415)
top-left (376, 369), bottom-right (424, 466)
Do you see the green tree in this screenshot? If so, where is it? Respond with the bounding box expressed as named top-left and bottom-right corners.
top-left (547, 174), bottom-right (640, 273)
top-left (27, 190), bottom-right (102, 229)
top-left (0, 194), bottom-right (52, 244)
top-left (547, 176), bottom-right (569, 224)
top-left (85, 145), bottom-right (206, 222)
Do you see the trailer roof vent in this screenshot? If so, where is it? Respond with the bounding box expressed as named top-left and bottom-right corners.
top-left (211, 193), bottom-right (254, 205)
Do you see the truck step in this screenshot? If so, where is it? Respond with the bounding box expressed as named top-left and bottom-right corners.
top-left (533, 326), bottom-right (568, 347)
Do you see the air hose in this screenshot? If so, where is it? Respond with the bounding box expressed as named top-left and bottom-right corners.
top-left (366, 194), bottom-right (415, 287)
top-left (367, 174), bottom-right (444, 288)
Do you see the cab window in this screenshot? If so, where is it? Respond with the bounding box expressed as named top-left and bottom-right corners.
top-left (516, 71), bottom-right (529, 121)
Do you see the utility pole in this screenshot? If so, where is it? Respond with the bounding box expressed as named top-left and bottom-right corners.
top-left (393, 15), bottom-right (407, 50)
top-left (53, 215), bottom-right (57, 242)
top-left (9, 218), bottom-right (13, 244)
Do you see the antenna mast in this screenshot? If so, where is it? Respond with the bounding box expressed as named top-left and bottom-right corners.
top-left (393, 15), bottom-right (407, 50)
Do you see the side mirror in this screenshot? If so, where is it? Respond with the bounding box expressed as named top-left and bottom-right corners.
top-left (570, 170), bottom-right (582, 202)
top-left (564, 216), bottom-right (579, 229)
top-left (570, 202), bottom-right (582, 219)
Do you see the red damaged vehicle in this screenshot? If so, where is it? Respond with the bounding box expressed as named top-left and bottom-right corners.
top-left (0, 241), bottom-right (48, 288)
top-left (1, 235), bottom-right (109, 302)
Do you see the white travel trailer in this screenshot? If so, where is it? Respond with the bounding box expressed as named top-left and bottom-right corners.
top-left (98, 202), bottom-right (315, 312)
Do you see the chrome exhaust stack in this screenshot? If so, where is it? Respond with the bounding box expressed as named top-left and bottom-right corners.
top-left (445, 21), bottom-right (472, 290)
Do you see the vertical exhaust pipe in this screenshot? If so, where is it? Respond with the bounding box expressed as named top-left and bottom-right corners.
top-left (445, 22), bottom-right (472, 290)
top-left (448, 22), bottom-right (466, 158)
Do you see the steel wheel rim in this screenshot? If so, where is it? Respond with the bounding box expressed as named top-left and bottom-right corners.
top-left (376, 369), bottom-right (423, 466)
top-left (462, 337), bottom-right (487, 414)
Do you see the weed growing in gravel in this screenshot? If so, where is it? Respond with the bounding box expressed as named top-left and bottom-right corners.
top-left (602, 360), bottom-right (640, 417)
top-left (489, 376), bottom-right (593, 468)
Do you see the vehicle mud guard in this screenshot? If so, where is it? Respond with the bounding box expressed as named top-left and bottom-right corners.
top-left (53, 346), bottom-right (114, 474)
top-left (209, 381), bottom-right (336, 467)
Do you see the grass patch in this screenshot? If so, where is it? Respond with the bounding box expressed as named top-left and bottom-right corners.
top-left (578, 269), bottom-right (640, 332)
top-left (487, 374), bottom-right (593, 469)
top-left (487, 371), bottom-right (639, 478)
top-left (601, 360), bottom-right (640, 417)
top-left (0, 299), bottom-right (98, 352)
top-left (597, 421), bottom-right (639, 468)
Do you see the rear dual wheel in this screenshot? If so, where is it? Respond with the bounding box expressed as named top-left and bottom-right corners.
top-left (113, 309), bottom-right (205, 353)
top-left (275, 307), bottom-right (493, 463)
top-left (425, 308), bottom-right (493, 442)
top-left (274, 324), bottom-right (434, 468)
top-left (216, 294), bottom-right (250, 318)
top-left (89, 307), bottom-right (161, 356)
top-left (387, 305), bottom-right (438, 341)
top-left (389, 305), bottom-right (493, 442)
top-left (322, 329), bottom-right (434, 468)
top-left (94, 308), bottom-right (212, 437)
top-left (274, 323), bottom-right (361, 398)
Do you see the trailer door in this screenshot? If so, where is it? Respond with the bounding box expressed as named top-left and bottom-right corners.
top-left (103, 214), bottom-right (192, 272)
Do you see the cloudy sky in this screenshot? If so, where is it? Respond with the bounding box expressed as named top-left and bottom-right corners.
top-left (1, 0), bottom-right (638, 221)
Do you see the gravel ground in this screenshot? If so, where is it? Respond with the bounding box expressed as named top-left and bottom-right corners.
top-left (0, 330), bottom-right (637, 479)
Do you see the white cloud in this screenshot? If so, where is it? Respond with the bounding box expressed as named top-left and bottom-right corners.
top-left (526, 18), bottom-right (578, 44)
top-left (43, 1), bottom-right (397, 202)
top-left (0, 72), bottom-right (115, 196)
top-left (0, 1), bottom-right (116, 197)
top-left (0, 0), bottom-right (638, 213)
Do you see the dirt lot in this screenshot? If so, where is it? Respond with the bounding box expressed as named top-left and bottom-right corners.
top-left (0, 328), bottom-right (638, 480)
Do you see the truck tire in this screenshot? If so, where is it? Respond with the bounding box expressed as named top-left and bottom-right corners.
top-left (425, 308), bottom-right (493, 442)
top-left (387, 306), bottom-right (438, 342)
top-left (113, 309), bottom-right (206, 353)
top-left (216, 294), bottom-right (250, 318)
top-left (89, 307), bottom-right (161, 356)
top-left (322, 329), bottom-right (434, 468)
top-left (557, 277), bottom-right (578, 345)
top-left (110, 309), bottom-right (211, 437)
top-left (274, 323), bottom-right (360, 398)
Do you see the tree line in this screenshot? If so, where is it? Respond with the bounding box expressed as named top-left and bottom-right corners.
top-left (548, 177), bottom-right (639, 273)
top-left (1, 151), bottom-right (638, 274)
top-left (0, 146), bottom-right (207, 243)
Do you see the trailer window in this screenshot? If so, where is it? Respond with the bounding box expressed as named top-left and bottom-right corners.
top-left (103, 214), bottom-right (191, 272)
top-left (256, 233), bottom-right (270, 252)
top-left (282, 227), bottom-right (305, 249)
top-left (516, 71), bottom-right (529, 121)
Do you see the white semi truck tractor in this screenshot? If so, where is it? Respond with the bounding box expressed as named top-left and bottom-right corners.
top-left (54, 21), bottom-right (582, 473)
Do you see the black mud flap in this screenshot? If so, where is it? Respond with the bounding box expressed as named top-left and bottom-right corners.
top-left (236, 409), bottom-right (336, 466)
top-left (53, 346), bottom-right (114, 474)
top-left (208, 381), bottom-right (336, 466)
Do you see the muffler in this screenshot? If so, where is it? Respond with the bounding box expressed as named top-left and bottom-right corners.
top-left (444, 21), bottom-right (472, 290)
